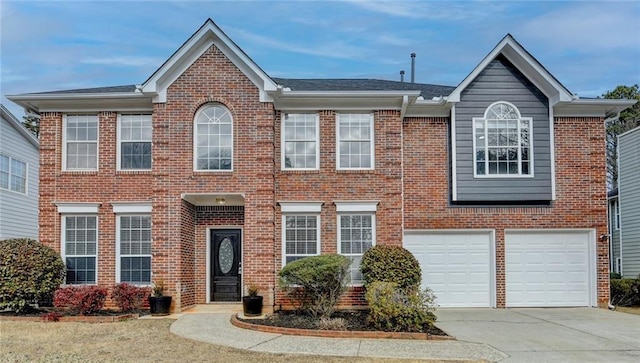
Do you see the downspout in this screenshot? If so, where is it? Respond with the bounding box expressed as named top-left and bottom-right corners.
top-left (604, 110), bottom-right (621, 309)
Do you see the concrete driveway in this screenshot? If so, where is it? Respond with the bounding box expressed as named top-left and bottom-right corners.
top-left (435, 308), bottom-right (640, 362)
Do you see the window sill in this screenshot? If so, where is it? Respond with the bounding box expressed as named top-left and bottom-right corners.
top-left (279, 169), bottom-right (320, 174)
top-left (336, 169), bottom-right (375, 174)
top-left (61, 170), bottom-right (99, 175)
top-left (116, 170), bottom-right (152, 175)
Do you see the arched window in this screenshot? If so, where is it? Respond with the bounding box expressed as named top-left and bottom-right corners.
top-left (194, 104), bottom-right (233, 171)
top-left (473, 102), bottom-right (532, 176)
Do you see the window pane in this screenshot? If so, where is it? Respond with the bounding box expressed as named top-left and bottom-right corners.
top-left (283, 215), bottom-right (318, 264)
top-left (195, 105), bottom-right (233, 170)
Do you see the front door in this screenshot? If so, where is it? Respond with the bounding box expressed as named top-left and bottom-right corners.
top-left (211, 229), bottom-right (241, 301)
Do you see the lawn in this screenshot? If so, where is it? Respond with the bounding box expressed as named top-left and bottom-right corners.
top-left (0, 319), bottom-right (421, 363)
top-left (616, 306), bottom-right (640, 316)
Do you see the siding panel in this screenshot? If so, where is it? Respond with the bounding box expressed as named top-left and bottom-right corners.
top-left (0, 115), bottom-right (39, 240)
top-left (619, 128), bottom-right (640, 277)
top-left (455, 55), bottom-right (552, 202)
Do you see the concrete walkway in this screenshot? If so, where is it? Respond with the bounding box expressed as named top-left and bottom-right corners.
top-left (168, 306), bottom-right (640, 362)
top-left (169, 305), bottom-right (506, 362)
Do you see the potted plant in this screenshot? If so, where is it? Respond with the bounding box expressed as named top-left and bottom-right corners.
top-left (148, 280), bottom-right (172, 316)
top-left (242, 284), bottom-right (263, 316)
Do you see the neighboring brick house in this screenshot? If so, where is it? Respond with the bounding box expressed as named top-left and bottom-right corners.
top-left (8, 19), bottom-right (636, 311)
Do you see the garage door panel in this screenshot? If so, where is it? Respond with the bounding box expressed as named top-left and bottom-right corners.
top-left (505, 230), bottom-right (592, 307)
top-left (405, 231), bottom-right (492, 308)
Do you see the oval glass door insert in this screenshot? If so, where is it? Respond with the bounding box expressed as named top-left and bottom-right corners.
top-left (218, 237), bottom-right (234, 274)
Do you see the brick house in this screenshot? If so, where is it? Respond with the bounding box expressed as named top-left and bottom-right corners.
top-left (8, 19), bottom-right (635, 311)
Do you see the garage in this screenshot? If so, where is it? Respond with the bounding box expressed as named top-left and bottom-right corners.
top-left (505, 229), bottom-right (596, 307)
top-left (404, 230), bottom-right (494, 307)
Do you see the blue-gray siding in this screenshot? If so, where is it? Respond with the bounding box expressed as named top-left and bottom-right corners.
top-left (618, 127), bottom-right (640, 278)
top-left (455, 55), bottom-right (552, 202)
top-left (0, 114), bottom-right (39, 240)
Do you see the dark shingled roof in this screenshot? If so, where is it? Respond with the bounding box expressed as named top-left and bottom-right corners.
top-left (24, 80), bottom-right (455, 99)
top-left (273, 78), bottom-right (455, 99)
top-left (26, 85), bottom-right (138, 95)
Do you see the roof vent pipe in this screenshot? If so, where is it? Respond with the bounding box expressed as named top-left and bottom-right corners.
top-left (400, 70), bottom-right (405, 83)
top-left (410, 53), bottom-right (416, 83)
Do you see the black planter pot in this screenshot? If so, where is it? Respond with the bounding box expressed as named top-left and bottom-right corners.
top-left (149, 296), bottom-right (172, 316)
top-left (242, 295), bottom-right (263, 316)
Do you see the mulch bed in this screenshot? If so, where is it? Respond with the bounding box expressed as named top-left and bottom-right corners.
top-left (237, 310), bottom-right (449, 338)
top-left (0, 307), bottom-right (140, 323)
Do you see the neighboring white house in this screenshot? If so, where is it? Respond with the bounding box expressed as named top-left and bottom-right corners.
top-left (612, 126), bottom-right (640, 278)
top-left (0, 104), bottom-right (39, 240)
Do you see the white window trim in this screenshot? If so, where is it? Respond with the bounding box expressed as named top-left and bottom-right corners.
top-left (336, 211), bottom-right (376, 286)
top-left (336, 113), bottom-right (375, 170)
top-left (334, 201), bottom-right (379, 212)
top-left (281, 212), bottom-right (321, 267)
top-left (281, 113), bottom-right (320, 171)
top-left (472, 101), bottom-right (534, 178)
top-left (613, 199), bottom-right (620, 230)
top-left (116, 114), bottom-right (152, 171)
top-left (193, 104), bottom-right (234, 172)
top-left (62, 114), bottom-right (99, 171)
top-left (56, 202), bottom-right (100, 214)
top-left (111, 202), bottom-right (152, 214)
top-left (0, 154), bottom-right (28, 195)
top-left (61, 214), bottom-right (99, 285)
top-left (115, 214), bottom-right (152, 285)
top-left (279, 201), bottom-right (323, 213)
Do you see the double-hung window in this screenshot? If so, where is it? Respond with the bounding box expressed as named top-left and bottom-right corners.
top-left (282, 113), bottom-right (319, 170)
top-left (280, 202), bottom-right (322, 265)
top-left (194, 104), bottom-right (233, 171)
top-left (63, 215), bottom-right (98, 284)
top-left (118, 114), bottom-right (152, 170)
top-left (64, 115), bottom-right (98, 170)
top-left (473, 102), bottom-right (532, 176)
top-left (0, 154), bottom-right (27, 194)
top-left (337, 114), bottom-right (374, 169)
top-left (336, 202), bottom-right (377, 284)
top-left (118, 215), bottom-right (152, 285)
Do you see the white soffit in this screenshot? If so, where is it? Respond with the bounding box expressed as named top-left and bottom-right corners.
top-left (140, 19), bottom-right (277, 103)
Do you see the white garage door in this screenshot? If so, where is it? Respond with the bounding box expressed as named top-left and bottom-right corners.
top-left (404, 231), bottom-right (493, 307)
top-left (505, 230), bottom-right (594, 307)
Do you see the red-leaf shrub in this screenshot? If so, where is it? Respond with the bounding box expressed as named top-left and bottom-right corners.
top-left (54, 286), bottom-right (107, 315)
top-left (111, 283), bottom-right (150, 313)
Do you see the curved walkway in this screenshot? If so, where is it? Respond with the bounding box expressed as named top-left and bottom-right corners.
top-left (169, 308), bottom-right (505, 362)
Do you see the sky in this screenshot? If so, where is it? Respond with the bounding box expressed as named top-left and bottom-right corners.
top-left (1, 0), bottom-right (639, 119)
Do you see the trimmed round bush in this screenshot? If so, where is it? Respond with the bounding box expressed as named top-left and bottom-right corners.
top-left (360, 245), bottom-right (421, 289)
top-left (365, 281), bottom-right (437, 332)
top-left (0, 238), bottom-right (66, 313)
top-left (278, 254), bottom-right (351, 318)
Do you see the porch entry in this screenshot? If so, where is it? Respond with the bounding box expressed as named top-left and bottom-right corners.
top-left (211, 229), bottom-right (242, 301)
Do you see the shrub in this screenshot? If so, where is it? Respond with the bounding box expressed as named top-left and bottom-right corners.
top-left (360, 245), bottom-right (422, 290)
top-left (0, 238), bottom-right (66, 313)
top-left (278, 254), bottom-right (350, 319)
top-left (610, 276), bottom-right (640, 307)
top-left (54, 285), bottom-right (107, 315)
top-left (112, 283), bottom-right (150, 313)
top-left (365, 281), bottom-right (437, 332)
top-left (610, 272), bottom-right (622, 280)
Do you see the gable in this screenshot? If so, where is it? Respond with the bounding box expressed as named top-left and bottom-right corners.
top-left (140, 19), bottom-right (277, 103)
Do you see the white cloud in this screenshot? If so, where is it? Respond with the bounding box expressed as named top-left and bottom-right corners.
top-left (519, 2), bottom-right (640, 50)
top-left (344, 0), bottom-right (509, 20)
top-left (227, 27), bottom-right (371, 60)
top-left (81, 56), bottom-right (162, 67)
